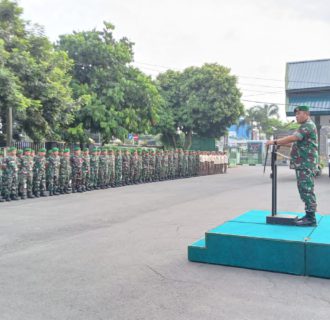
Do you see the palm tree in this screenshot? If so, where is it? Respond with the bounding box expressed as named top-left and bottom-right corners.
top-left (246, 104), bottom-right (279, 138)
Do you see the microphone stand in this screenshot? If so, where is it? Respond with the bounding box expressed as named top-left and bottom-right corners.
top-left (265, 143), bottom-right (298, 225)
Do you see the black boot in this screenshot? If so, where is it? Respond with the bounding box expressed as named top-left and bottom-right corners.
top-left (41, 191), bottom-right (48, 197)
top-left (5, 195), bottom-right (11, 202)
top-left (0, 196), bottom-right (5, 202)
top-left (11, 195), bottom-right (20, 201)
top-left (27, 192), bottom-right (35, 199)
top-left (295, 211), bottom-right (316, 227)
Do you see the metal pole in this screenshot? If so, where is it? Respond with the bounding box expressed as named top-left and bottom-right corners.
top-left (271, 145), bottom-right (277, 216)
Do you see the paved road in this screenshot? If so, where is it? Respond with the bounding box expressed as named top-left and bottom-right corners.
top-left (0, 166), bottom-right (329, 320)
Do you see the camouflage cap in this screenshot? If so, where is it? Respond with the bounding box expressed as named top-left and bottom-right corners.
top-left (294, 105), bottom-right (309, 113)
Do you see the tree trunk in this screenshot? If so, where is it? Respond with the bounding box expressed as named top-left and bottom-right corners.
top-left (184, 130), bottom-right (192, 150)
top-left (171, 134), bottom-right (177, 149)
top-left (6, 106), bottom-right (13, 146)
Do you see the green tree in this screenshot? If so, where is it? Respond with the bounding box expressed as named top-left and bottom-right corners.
top-left (156, 64), bottom-right (244, 149)
top-left (57, 23), bottom-right (162, 144)
top-left (246, 104), bottom-right (280, 138)
top-left (0, 0), bottom-right (75, 143)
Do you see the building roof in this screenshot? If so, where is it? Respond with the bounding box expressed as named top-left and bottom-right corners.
top-left (286, 91), bottom-right (330, 116)
top-left (286, 59), bottom-right (330, 116)
top-left (286, 59), bottom-right (330, 91)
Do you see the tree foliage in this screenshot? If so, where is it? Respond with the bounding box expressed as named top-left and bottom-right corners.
top-left (0, 0), bottom-right (75, 143)
top-left (57, 24), bottom-right (162, 143)
top-left (156, 64), bottom-right (244, 148)
top-left (244, 104), bottom-right (299, 138)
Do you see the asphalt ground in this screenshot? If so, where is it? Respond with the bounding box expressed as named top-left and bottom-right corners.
top-left (0, 166), bottom-right (329, 320)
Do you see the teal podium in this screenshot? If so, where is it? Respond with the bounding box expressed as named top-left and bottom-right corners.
top-left (188, 210), bottom-right (330, 278)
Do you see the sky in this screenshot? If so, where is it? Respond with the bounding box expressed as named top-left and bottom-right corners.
top-left (18, 0), bottom-right (330, 120)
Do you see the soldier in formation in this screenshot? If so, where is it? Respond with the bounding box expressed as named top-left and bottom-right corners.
top-left (0, 146), bottom-right (228, 202)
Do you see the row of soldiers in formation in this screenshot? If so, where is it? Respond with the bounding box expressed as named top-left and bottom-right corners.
top-left (0, 146), bottom-right (229, 202)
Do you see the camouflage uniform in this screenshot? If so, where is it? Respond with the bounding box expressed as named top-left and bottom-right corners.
top-left (173, 150), bottom-right (179, 178)
top-left (33, 149), bottom-right (47, 197)
top-left (108, 149), bottom-right (116, 187)
top-left (162, 151), bottom-right (168, 180)
top-left (188, 151), bottom-right (193, 177)
top-left (82, 148), bottom-right (91, 191)
top-left (168, 150), bottom-right (174, 179)
top-left (90, 148), bottom-right (99, 190)
top-left (154, 150), bottom-right (161, 181)
top-left (149, 150), bottom-right (155, 182)
top-left (142, 150), bottom-right (149, 183)
top-left (178, 149), bottom-right (184, 178)
top-left (98, 149), bottom-right (108, 189)
top-left (47, 149), bottom-right (61, 196)
top-left (70, 148), bottom-right (83, 193)
top-left (2, 148), bottom-right (19, 201)
top-left (18, 149), bottom-right (34, 199)
top-left (195, 152), bottom-right (200, 176)
top-left (0, 152), bottom-right (4, 202)
top-left (183, 151), bottom-right (189, 177)
top-left (122, 150), bottom-right (131, 186)
top-left (137, 149), bottom-right (143, 183)
top-left (115, 149), bottom-right (122, 187)
top-left (59, 149), bottom-right (71, 194)
top-left (130, 149), bottom-right (139, 184)
top-left (17, 150), bottom-right (26, 199)
top-left (290, 118), bottom-right (318, 214)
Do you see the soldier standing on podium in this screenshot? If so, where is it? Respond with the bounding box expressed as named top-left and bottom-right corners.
top-left (266, 105), bottom-right (318, 227)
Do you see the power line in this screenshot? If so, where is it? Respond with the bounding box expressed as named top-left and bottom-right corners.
top-left (239, 75), bottom-right (330, 87)
top-left (243, 90), bottom-right (284, 98)
top-left (238, 82), bottom-right (284, 89)
top-left (135, 61), bottom-right (330, 87)
top-left (241, 99), bottom-right (330, 111)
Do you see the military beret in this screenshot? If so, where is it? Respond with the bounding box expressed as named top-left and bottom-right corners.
top-left (83, 147), bottom-right (89, 152)
top-left (17, 149), bottom-right (23, 154)
top-left (7, 146), bottom-right (17, 152)
top-left (24, 147), bottom-right (31, 152)
top-left (52, 147), bottom-right (59, 152)
top-left (38, 148), bottom-right (46, 152)
top-left (294, 105), bottom-right (309, 113)
top-left (63, 148), bottom-right (70, 153)
top-left (74, 146), bottom-right (81, 151)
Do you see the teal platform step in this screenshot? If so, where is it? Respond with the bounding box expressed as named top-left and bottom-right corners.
top-left (188, 210), bottom-right (329, 278)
